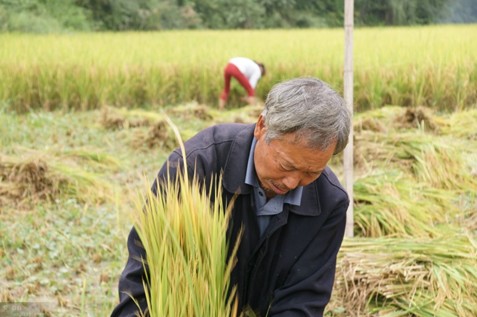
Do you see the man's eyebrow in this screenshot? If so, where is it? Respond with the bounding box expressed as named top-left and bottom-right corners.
top-left (279, 158), bottom-right (295, 168)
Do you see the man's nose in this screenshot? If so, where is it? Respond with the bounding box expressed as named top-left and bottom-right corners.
top-left (282, 174), bottom-right (301, 190)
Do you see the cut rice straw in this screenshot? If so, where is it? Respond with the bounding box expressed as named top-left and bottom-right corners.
top-left (132, 116), bottom-right (240, 317)
top-left (328, 235), bottom-right (477, 317)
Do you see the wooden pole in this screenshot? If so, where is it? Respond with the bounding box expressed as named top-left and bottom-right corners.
top-left (343, 0), bottom-right (354, 237)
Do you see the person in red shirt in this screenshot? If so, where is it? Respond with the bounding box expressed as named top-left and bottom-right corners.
top-left (219, 57), bottom-right (266, 109)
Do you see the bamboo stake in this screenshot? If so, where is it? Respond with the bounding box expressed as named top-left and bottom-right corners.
top-left (344, 0), bottom-right (354, 237)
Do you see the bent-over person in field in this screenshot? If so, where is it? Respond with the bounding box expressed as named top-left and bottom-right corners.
top-left (219, 57), bottom-right (266, 110)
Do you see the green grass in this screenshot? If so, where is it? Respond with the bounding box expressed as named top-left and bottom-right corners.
top-left (0, 103), bottom-right (257, 316)
top-left (0, 198), bottom-right (124, 313)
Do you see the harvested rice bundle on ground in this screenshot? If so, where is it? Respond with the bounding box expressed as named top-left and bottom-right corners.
top-left (215, 104), bottom-right (264, 124)
top-left (354, 106), bottom-right (405, 133)
top-left (454, 192), bottom-right (477, 234)
top-left (0, 150), bottom-right (116, 206)
top-left (355, 129), bottom-right (477, 191)
top-left (441, 109), bottom-right (477, 140)
top-left (353, 129), bottom-right (400, 174)
top-left (387, 132), bottom-right (477, 191)
top-left (395, 106), bottom-right (441, 131)
top-left (54, 148), bottom-right (121, 172)
top-left (354, 106), bottom-right (446, 134)
top-left (165, 101), bottom-right (214, 121)
top-left (327, 236), bottom-right (477, 317)
top-left (354, 170), bottom-right (459, 238)
top-left (128, 119), bottom-right (177, 150)
top-left (100, 106), bottom-right (165, 130)
top-left (0, 155), bottom-right (57, 203)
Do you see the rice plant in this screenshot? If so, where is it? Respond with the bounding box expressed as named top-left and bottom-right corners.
top-left (132, 119), bottom-right (240, 317)
top-left (1, 25), bottom-right (476, 111)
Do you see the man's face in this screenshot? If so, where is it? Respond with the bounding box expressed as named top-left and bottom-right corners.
top-left (253, 115), bottom-right (336, 199)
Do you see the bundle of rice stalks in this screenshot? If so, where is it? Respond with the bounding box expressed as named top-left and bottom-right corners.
top-left (389, 132), bottom-right (477, 192)
top-left (145, 120), bottom-right (176, 149)
top-left (100, 106), bottom-right (165, 130)
top-left (354, 106), bottom-right (404, 133)
top-left (165, 101), bottom-right (214, 121)
top-left (52, 163), bottom-right (115, 203)
top-left (134, 174), bottom-right (239, 317)
top-left (133, 119), bottom-right (240, 317)
top-left (0, 150), bottom-right (116, 206)
top-left (354, 106), bottom-right (446, 134)
top-left (221, 104), bottom-right (264, 124)
top-left (440, 109), bottom-right (477, 140)
top-left (395, 106), bottom-right (439, 131)
top-left (128, 119), bottom-right (177, 150)
top-left (54, 148), bottom-right (121, 172)
top-left (454, 193), bottom-right (477, 234)
top-left (355, 129), bottom-right (477, 192)
top-left (0, 155), bottom-right (56, 203)
top-left (354, 171), bottom-right (459, 238)
top-left (354, 130), bottom-right (398, 174)
top-left (328, 236), bottom-right (477, 317)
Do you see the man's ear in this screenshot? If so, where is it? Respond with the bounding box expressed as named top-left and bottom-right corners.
top-left (254, 115), bottom-right (266, 139)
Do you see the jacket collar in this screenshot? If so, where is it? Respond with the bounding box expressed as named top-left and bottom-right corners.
top-left (223, 124), bottom-right (255, 196)
top-left (288, 182), bottom-right (322, 216)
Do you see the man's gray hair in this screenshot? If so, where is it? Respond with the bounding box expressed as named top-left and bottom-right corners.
top-left (262, 77), bottom-right (351, 154)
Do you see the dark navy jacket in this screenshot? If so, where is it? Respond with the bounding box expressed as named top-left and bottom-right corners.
top-left (111, 123), bottom-right (349, 317)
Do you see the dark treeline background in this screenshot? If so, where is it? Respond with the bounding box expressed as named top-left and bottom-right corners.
top-left (0, 0), bottom-right (476, 33)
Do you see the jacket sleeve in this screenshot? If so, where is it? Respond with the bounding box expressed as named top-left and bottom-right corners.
top-left (111, 151), bottom-right (192, 317)
top-left (110, 227), bottom-right (149, 317)
top-left (268, 201), bottom-right (348, 317)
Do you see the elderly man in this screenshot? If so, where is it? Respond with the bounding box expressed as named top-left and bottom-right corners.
top-left (111, 77), bottom-right (351, 317)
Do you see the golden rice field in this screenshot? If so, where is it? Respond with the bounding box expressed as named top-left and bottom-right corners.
top-left (0, 24), bottom-right (476, 112)
top-left (1, 25), bottom-right (477, 316)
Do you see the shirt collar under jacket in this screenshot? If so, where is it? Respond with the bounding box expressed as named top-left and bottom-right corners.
top-left (244, 137), bottom-right (303, 216)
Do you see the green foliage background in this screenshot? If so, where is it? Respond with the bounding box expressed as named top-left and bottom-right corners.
top-left (1, 0), bottom-right (477, 32)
